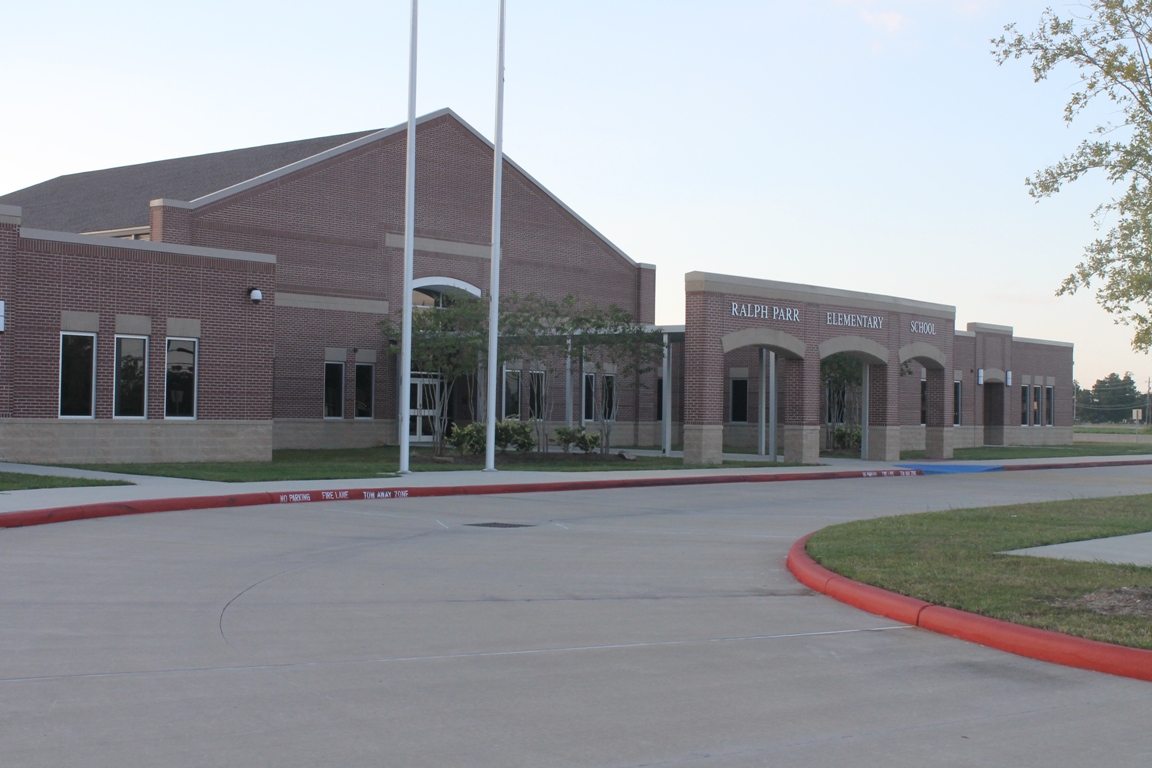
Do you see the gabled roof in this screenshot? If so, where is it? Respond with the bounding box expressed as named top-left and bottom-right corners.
top-left (0, 130), bottom-right (376, 233)
top-left (0, 109), bottom-right (641, 267)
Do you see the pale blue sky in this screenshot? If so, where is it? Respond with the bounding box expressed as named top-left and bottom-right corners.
top-left (3, 0), bottom-right (1146, 387)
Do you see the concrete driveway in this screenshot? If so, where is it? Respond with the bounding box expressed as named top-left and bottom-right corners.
top-left (3, 466), bottom-right (1152, 766)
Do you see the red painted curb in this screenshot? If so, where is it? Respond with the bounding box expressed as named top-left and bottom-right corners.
top-left (0, 468), bottom-right (923, 529)
top-left (1000, 458), bottom-right (1152, 472)
top-left (786, 534), bottom-right (1152, 683)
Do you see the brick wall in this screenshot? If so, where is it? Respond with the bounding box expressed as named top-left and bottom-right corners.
top-left (9, 234), bottom-right (274, 422)
top-left (162, 114), bottom-right (653, 432)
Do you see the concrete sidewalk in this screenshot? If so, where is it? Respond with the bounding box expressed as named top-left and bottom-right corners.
top-left (0, 452), bottom-right (1149, 517)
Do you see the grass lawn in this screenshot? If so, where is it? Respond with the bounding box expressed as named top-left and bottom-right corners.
top-left (63, 445), bottom-right (794, 483)
top-left (1075, 425), bottom-right (1152, 435)
top-left (806, 494), bottom-right (1152, 649)
top-left (900, 444), bottom-right (1152, 461)
top-left (0, 472), bottom-right (133, 491)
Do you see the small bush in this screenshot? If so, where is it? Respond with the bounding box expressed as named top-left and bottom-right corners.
top-left (555, 425), bottom-right (599, 454)
top-left (447, 419), bottom-right (538, 454)
top-left (447, 421), bottom-right (486, 455)
top-left (496, 418), bottom-right (536, 453)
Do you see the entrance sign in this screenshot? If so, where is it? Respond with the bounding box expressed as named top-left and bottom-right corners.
top-left (826, 312), bottom-right (883, 329)
top-left (910, 320), bottom-right (937, 335)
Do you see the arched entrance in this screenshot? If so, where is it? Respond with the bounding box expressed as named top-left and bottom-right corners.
top-left (899, 341), bottom-right (954, 458)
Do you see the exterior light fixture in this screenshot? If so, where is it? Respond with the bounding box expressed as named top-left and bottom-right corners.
top-left (1006, 370), bottom-right (1012, 387)
top-left (248, 288), bottom-right (263, 304)
top-left (977, 368), bottom-right (984, 385)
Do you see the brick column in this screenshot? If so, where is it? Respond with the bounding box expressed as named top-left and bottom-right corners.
top-left (924, 367), bottom-right (954, 459)
top-left (149, 199), bottom-right (194, 245)
top-left (0, 205), bottom-right (17, 419)
top-left (866, 361), bottom-right (901, 461)
top-left (781, 356), bottom-right (820, 464)
top-left (683, 291), bottom-right (724, 464)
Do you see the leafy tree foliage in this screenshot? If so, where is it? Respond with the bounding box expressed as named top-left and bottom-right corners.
top-left (993, 2), bottom-right (1152, 350)
top-left (1075, 371), bottom-right (1148, 421)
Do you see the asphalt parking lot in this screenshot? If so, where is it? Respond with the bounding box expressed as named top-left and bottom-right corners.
top-left (4, 466), bottom-right (1152, 767)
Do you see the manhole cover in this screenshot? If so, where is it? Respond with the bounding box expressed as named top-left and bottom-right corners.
top-left (466, 522), bottom-right (535, 528)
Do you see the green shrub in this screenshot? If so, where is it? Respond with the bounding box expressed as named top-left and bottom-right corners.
top-left (554, 425), bottom-right (600, 453)
top-left (496, 418), bottom-right (536, 453)
top-left (447, 421), bottom-right (486, 455)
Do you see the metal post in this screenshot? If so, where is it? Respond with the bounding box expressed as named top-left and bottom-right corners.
top-left (861, 364), bottom-right (870, 461)
top-left (661, 333), bottom-right (672, 455)
top-left (483, 0), bottom-right (507, 472)
top-left (768, 351), bottom-right (777, 462)
top-left (398, 0), bottom-right (418, 475)
top-left (757, 347), bottom-right (766, 456)
top-left (565, 337), bottom-right (572, 428)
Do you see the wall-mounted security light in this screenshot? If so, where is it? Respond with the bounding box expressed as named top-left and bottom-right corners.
top-left (248, 288), bottom-right (263, 304)
top-left (977, 368), bottom-right (984, 386)
top-left (1006, 370), bottom-right (1012, 387)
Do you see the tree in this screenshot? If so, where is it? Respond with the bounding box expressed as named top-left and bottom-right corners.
top-left (993, 2), bottom-right (1152, 350)
top-left (1078, 371), bottom-right (1147, 421)
top-left (501, 293), bottom-right (665, 455)
top-left (380, 291), bottom-right (488, 456)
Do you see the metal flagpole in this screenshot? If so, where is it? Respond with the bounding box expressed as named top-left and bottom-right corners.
top-left (484, 0), bottom-right (507, 471)
top-left (398, 0), bottom-right (418, 474)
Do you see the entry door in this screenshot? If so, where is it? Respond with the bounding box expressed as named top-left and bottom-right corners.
top-left (409, 374), bottom-right (441, 443)
top-left (983, 383), bottom-right (1004, 446)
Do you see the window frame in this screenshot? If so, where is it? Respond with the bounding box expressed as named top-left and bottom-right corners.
top-left (503, 367), bottom-right (521, 420)
top-left (528, 370), bottom-right (545, 421)
top-left (113, 334), bottom-right (149, 419)
top-left (1033, 384), bottom-right (1042, 428)
top-left (953, 380), bottom-right (962, 426)
top-left (164, 337), bottom-right (199, 420)
top-left (1021, 384), bottom-right (1030, 426)
top-left (354, 363), bottom-right (374, 419)
top-left (920, 378), bottom-right (927, 427)
top-left (602, 373), bottom-right (616, 422)
top-left (1045, 385), bottom-right (1054, 426)
top-left (324, 361), bottom-right (345, 419)
top-left (59, 331), bottom-right (97, 419)
top-left (730, 378), bottom-right (749, 423)
top-left (583, 372), bottom-right (596, 423)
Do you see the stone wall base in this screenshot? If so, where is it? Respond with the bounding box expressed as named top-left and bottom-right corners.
top-left (784, 425), bottom-right (820, 465)
top-left (684, 424), bottom-right (725, 465)
top-left (274, 419), bottom-right (399, 450)
top-left (925, 426), bottom-right (954, 460)
top-left (0, 419), bottom-right (272, 464)
top-left (866, 425), bottom-right (901, 462)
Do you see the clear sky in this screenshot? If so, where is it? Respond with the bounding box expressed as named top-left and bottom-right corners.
top-left (3, 0), bottom-right (1148, 388)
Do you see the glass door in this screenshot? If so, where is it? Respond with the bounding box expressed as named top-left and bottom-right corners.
top-left (409, 373), bottom-right (441, 443)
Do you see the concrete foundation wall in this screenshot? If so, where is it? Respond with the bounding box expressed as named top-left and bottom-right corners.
top-left (0, 420), bottom-right (272, 463)
top-left (903, 424), bottom-right (1072, 450)
top-left (273, 419), bottom-right (399, 450)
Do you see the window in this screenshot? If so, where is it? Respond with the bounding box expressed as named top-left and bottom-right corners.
top-left (1045, 386), bottom-right (1054, 426)
top-left (324, 362), bottom-right (344, 418)
top-left (60, 333), bottom-right (96, 417)
top-left (503, 369), bottom-right (521, 419)
top-left (953, 381), bottom-right (962, 426)
top-left (656, 378), bottom-right (664, 421)
top-left (730, 378), bottom-right (748, 423)
top-left (528, 371), bottom-right (545, 420)
top-left (602, 374), bottom-right (616, 421)
top-left (1033, 385), bottom-right (1041, 427)
top-left (920, 379), bottom-right (927, 426)
top-left (583, 373), bottom-right (596, 422)
top-left (1021, 385), bottom-right (1029, 426)
top-left (355, 363), bottom-right (373, 418)
top-left (114, 336), bottom-right (147, 418)
top-left (165, 338), bottom-right (198, 418)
